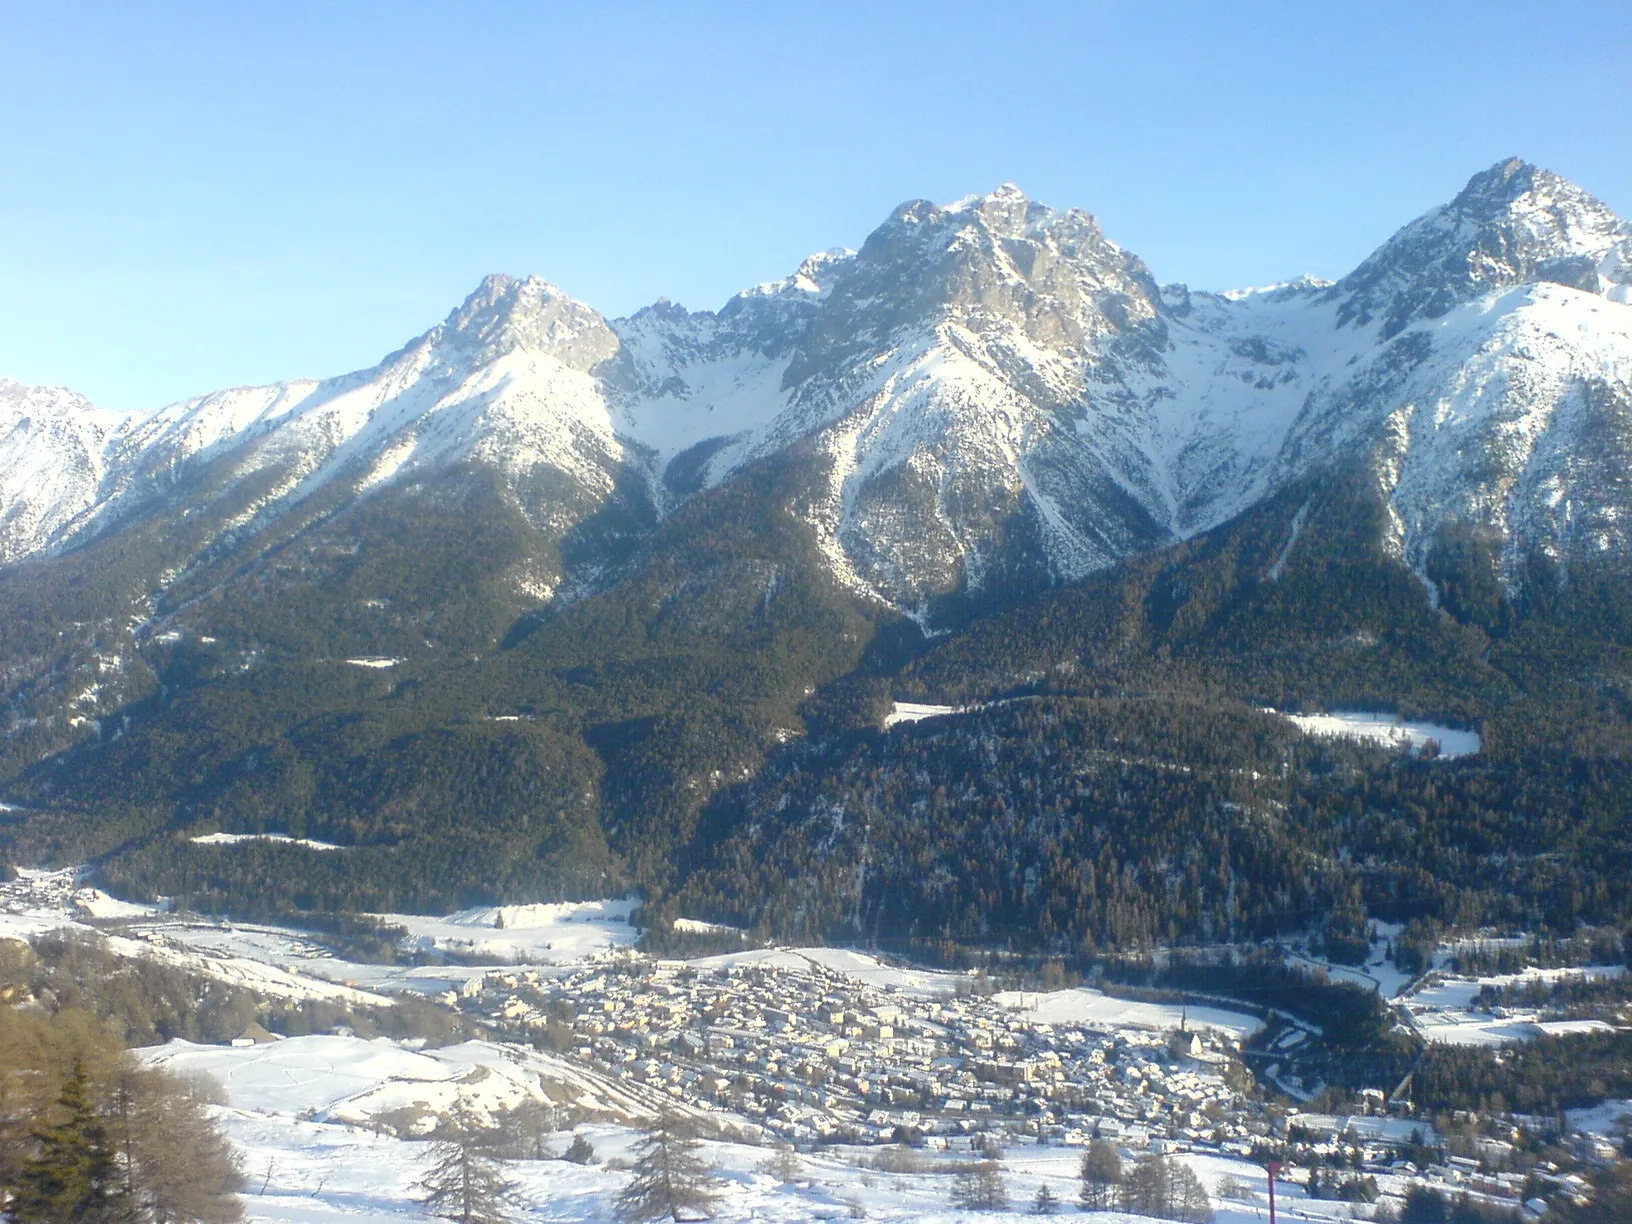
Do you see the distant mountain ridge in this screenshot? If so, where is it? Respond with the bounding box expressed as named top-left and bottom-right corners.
top-left (5, 159), bottom-right (1632, 941)
top-left (5, 158), bottom-right (1628, 617)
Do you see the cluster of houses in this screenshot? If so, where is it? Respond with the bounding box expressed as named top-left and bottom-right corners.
top-left (464, 955), bottom-right (1268, 1150)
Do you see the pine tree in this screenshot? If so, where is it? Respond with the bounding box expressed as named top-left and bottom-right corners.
top-left (615, 1112), bottom-right (721, 1222)
top-left (417, 1111), bottom-right (515, 1224)
top-left (1031, 1182), bottom-right (1059, 1214)
top-left (11, 1060), bottom-right (120, 1224)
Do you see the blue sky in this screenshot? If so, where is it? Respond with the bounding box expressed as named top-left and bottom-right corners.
top-left (1, 1), bottom-right (1627, 410)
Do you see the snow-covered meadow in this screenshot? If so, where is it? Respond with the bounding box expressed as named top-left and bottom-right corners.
top-left (1402, 964), bottom-right (1623, 1047)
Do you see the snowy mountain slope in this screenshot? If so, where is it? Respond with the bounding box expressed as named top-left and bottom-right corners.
top-left (1292, 282), bottom-right (1632, 586)
top-left (1334, 157), bottom-right (1632, 338)
top-left (0, 379), bottom-right (139, 564)
top-left (2, 159), bottom-right (1629, 616)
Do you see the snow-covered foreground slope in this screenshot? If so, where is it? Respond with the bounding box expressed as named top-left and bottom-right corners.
top-left (3, 158), bottom-right (1628, 615)
top-left (141, 1032), bottom-right (1391, 1224)
top-left (143, 1034), bottom-right (665, 1128)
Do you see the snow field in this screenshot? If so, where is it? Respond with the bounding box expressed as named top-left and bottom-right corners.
top-left (1269, 710), bottom-right (1481, 758)
top-left (992, 989), bottom-right (1262, 1040)
top-left (191, 833), bottom-right (347, 852)
top-left (176, 1037), bottom-right (1356, 1224)
top-left (883, 701), bottom-right (966, 728)
top-left (1403, 963), bottom-right (1624, 1046)
top-left (374, 896), bottom-right (640, 963)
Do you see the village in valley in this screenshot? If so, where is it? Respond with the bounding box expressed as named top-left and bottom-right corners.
top-left (471, 953), bottom-right (1255, 1150)
top-left (1, 866), bottom-right (1626, 1221)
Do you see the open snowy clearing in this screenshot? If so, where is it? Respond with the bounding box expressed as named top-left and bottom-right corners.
top-left (373, 897), bottom-right (640, 963)
top-left (1567, 1099), bottom-right (1632, 1138)
top-left (883, 701), bottom-right (968, 728)
top-left (1404, 964), bottom-right (1623, 1045)
top-left (1269, 709), bottom-right (1481, 757)
top-left (991, 989), bottom-right (1263, 1040)
top-left (1409, 964), bottom-right (1624, 1012)
top-left (673, 916), bottom-right (749, 937)
top-left (1283, 921), bottom-right (1415, 999)
top-left (191, 832), bottom-right (347, 851)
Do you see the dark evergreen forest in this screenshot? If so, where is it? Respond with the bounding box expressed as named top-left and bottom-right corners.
top-left (1, 463), bottom-right (1629, 968)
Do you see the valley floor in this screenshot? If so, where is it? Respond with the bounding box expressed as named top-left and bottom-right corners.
top-left (0, 868), bottom-right (1601, 1222)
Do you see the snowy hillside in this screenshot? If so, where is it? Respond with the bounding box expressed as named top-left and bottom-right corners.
top-left (2, 158), bottom-right (1629, 614)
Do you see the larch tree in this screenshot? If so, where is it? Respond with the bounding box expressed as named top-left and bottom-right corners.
top-left (950, 1160), bottom-right (1009, 1211)
top-left (1078, 1139), bottom-right (1123, 1210)
top-left (107, 1063), bottom-right (244, 1224)
top-left (417, 1110), bottom-right (516, 1224)
top-left (615, 1112), bottom-right (721, 1222)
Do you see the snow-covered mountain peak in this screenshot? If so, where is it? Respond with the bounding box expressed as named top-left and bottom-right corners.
top-left (1335, 159), bottom-right (1632, 337)
top-left (3, 160), bottom-right (1630, 618)
top-left (738, 248), bottom-right (856, 303)
top-left (806, 184), bottom-right (1161, 375)
top-left (433, 273), bottom-right (619, 372)
top-left (1214, 274), bottom-right (1335, 303)
top-left (0, 379), bottom-right (141, 563)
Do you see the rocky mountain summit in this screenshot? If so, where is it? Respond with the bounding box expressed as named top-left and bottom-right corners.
top-left (4, 158), bottom-right (1629, 617)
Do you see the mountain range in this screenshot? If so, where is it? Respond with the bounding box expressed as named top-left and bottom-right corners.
top-left (2, 158), bottom-right (1631, 953)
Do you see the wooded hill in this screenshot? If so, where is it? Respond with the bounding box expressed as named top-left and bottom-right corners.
top-left (3, 456), bottom-right (1632, 963)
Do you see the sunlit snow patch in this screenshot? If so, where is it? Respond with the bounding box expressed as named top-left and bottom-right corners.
top-left (883, 701), bottom-right (966, 728)
top-left (344, 656), bottom-right (401, 669)
top-left (72, 888), bottom-right (167, 919)
top-left (1271, 709), bottom-right (1480, 757)
top-left (672, 917), bottom-right (747, 938)
top-left (190, 832), bottom-right (346, 851)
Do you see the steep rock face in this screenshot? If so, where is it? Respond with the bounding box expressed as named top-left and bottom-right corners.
top-left (775, 186), bottom-right (1178, 607)
top-left (1, 160), bottom-right (1629, 618)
